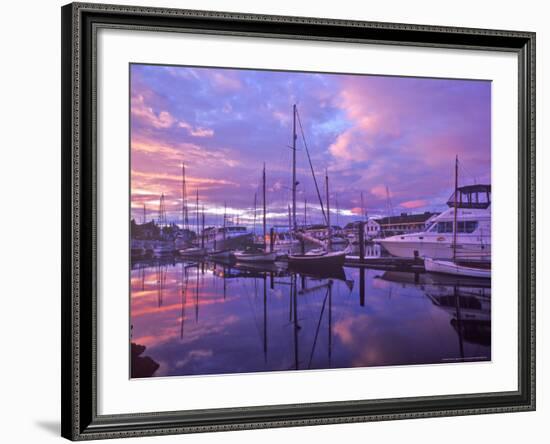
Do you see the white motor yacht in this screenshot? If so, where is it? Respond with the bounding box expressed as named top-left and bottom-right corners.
top-left (378, 184), bottom-right (491, 261)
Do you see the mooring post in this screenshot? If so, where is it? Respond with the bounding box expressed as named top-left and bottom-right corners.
top-left (359, 221), bottom-right (365, 261)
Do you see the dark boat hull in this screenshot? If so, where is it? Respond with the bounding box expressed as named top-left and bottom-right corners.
top-left (287, 251), bottom-right (347, 275)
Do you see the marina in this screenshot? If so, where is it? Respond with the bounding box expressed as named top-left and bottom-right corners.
top-left (131, 106), bottom-right (491, 279)
top-left (129, 66), bottom-right (492, 378)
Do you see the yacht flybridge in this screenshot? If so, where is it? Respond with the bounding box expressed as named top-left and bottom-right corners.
top-left (378, 184), bottom-right (491, 261)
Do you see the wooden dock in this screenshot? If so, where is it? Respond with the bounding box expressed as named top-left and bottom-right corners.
top-left (276, 254), bottom-right (425, 272)
top-left (344, 255), bottom-right (425, 272)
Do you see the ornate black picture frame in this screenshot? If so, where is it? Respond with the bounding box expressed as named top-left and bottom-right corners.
top-left (61, 2), bottom-right (535, 440)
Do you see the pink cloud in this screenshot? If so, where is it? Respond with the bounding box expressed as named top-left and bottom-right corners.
top-left (132, 93), bottom-right (214, 137)
top-left (329, 131), bottom-right (357, 161)
top-left (400, 199), bottom-right (428, 209)
top-left (177, 120), bottom-right (214, 138)
top-left (132, 94), bottom-right (176, 129)
top-left (131, 136), bottom-right (239, 168)
top-left (370, 185), bottom-right (387, 199)
top-left (131, 169), bottom-right (240, 212)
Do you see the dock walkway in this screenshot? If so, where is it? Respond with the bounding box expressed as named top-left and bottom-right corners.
top-left (344, 255), bottom-right (425, 272)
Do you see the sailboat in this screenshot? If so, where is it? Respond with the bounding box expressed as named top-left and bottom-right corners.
top-left (286, 105), bottom-right (348, 270)
top-left (423, 156), bottom-right (491, 279)
top-left (179, 190), bottom-right (207, 258)
top-left (207, 203), bottom-right (240, 261)
top-left (234, 164), bottom-right (278, 263)
top-left (152, 193), bottom-right (176, 257)
top-left (288, 171), bottom-right (347, 269)
top-left (175, 163), bottom-right (191, 250)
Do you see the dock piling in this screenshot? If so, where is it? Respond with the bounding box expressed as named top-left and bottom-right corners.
top-left (359, 221), bottom-right (365, 260)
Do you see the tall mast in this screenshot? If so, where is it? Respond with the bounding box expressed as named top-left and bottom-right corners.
top-left (292, 104), bottom-right (297, 231)
top-left (295, 106), bottom-right (327, 224)
top-left (304, 198), bottom-right (307, 228)
top-left (325, 170), bottom-right (332, 252)
top-left (453, 155), bottom-right (458, 261)
top-left (223, 202), bottom-right (227, 242)
top-left (385, 185), bottom-right (393, 227)
top-left (195, 189), bottom-right (199, 242)
top-left (181, 163), bottom-right (187, 230)
top-left (142, 204), bottom-right (146, 224)
top-left (253, 192), bottom-right (257, 237)
top-left (158, 193), bottom-right (166, 228)
top-left (201, 205), bottom-right (205, 249)
top-left (361, 191), bottom-right (365, 221)
top-left (158, 194), bottom-right (162, 227)
top-left (263, 163), bottom-right (267, 251)
top-left (288, 204), bottom-right (292, 236)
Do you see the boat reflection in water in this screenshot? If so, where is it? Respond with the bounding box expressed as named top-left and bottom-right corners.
top-left (130, 259), bottom-right (491, 378)
top-left (375, 271), bottom-right (491, 356)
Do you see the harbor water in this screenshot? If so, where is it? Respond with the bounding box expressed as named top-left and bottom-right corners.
top-left (130, 254), bottom-right (490, 378)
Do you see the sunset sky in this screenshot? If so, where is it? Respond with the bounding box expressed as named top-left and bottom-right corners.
top-left (130, 63), bottom-right (491, 229)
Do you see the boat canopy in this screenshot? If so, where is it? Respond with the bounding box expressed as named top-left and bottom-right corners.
top-left (446, 184), bottom-right (491, 209)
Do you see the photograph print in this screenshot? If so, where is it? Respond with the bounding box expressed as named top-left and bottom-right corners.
top-left (129, 64), bottom-right (491, 379)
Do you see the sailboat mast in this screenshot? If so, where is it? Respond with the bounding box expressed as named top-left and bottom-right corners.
top-left (158, 193), bottom-right (166, 228)
top-left (292, 104), bottom-right (297, 231)
top-left (361, 191), bottom-right (365, 221)
top-left (262, 162), bottom-right (267, 253)
top-left (201, 205), bottom-right (205, 249)
top-left (288, 204), bottom-right (292, 236)
top-left (453, 155), bottom-right (458, 261)
top-left (181, 163), bottom-right (189, 229)
top-left (326, 170), bottom-right (332, 252)
top-left (253, 192), bottom-right (257, 237)
top-left (223, 202), bottom-right (227, 242)
top-left (195, 189), bottom-right (199, 242)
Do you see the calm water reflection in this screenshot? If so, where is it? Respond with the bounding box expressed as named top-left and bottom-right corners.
top-left (130, 258), bottom-right (490, 378)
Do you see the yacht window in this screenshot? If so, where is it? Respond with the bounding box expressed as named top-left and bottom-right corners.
top-left (437, 221), bottom-right (453, 233)
top-left (458, 221), bottom-right (478, 233)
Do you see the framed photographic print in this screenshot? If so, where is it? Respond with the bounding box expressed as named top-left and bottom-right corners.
top-left (61, 2), bottom-right (536, 440)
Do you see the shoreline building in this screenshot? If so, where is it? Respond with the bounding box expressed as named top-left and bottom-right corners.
top-left (344, 211), bottom-right (439, 241)
top-left (376, 211), bottom-right (439, 237)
